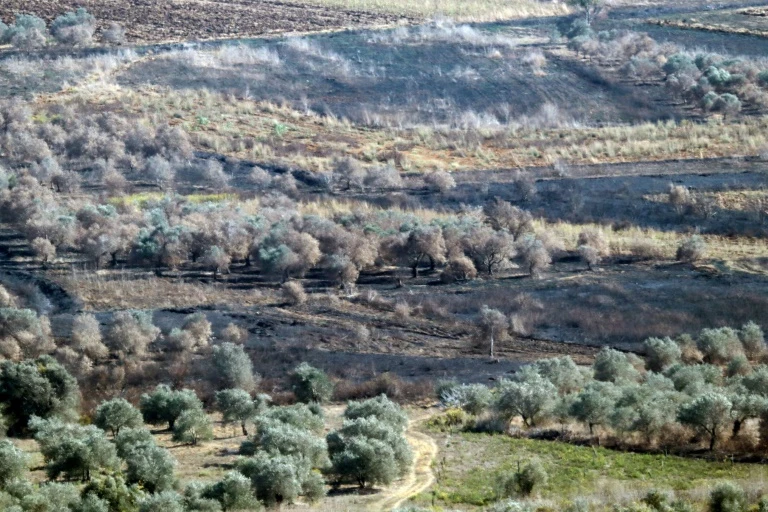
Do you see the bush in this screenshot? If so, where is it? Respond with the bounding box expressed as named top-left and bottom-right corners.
top-left (50, 8), bottom-right (95, 46)
top-left (677, 235), bottom-right (706, 262)
top-left (344, 395), bottom-right (408, 431)
top-left (94, 398), bottom-right (143, 436)
top-left (291, 362), bottom-right (334, 404)
top-left (281, 281), bottom-right (307, 305)
top-left (709, 482), bottom-right (747, 512)
top-left (439, 383), bottom-right (492, 416)
top-left (497, 459), bottom-right (548, 497)
top-left (6, 14), bottom-right (48, 50)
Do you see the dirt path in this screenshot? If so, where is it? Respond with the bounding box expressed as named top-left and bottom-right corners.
top-left (370, 410), bottom-right (439, 511)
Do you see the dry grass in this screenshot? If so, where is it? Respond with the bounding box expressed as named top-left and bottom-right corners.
top-left (539, 219), bottom-right (768, 262)
top-left (58, 271), bottom-right (272, 310)
top-left (65, 85), bottom-right (768, 174)
top-left (283, 0), bottom-right (569, 21)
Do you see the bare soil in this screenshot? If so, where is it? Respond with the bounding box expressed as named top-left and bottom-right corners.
top-left (0, 0), bottom-right (406, 44)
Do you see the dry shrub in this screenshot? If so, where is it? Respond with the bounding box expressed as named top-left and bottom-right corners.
top-left (333, 373), bottom-right (433, 403)
top-left (394, 301), bottom-right (411, 320)
top-left (628, 238), bottom-right (664, 261)
top-left (281, 281), bottom-right (307, 305)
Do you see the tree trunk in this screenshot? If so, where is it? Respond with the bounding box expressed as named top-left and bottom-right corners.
top-left (489, 332), bottom-right (494, 359)
top-left (759, 411), bottom-right (768, 450)
top-left (733, 419), bottom-right (743, 438)
top-left (411, 264), bottom-right (418, 278)
top-left (709, 433), bottom-right (716, 451)
top-left (241, 422), bottom-right (248, 437)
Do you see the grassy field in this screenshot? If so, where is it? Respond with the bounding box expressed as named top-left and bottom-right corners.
top-left (413, 431), bottom-right (768, 509)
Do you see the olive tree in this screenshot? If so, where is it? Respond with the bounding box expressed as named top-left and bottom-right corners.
top-left (123, 441), bottom-right (177, 493)
top-left (439, 383), bottom-right (492, 416)
top-left (172, 408), bottom-right (214, 446)
top-left (50, 8), bottom-right (95, 46)
top-left (71, 313), bottom-right (108, 360)
top-left (477, 305), bottom-right (508, 360)
top-left (237, 451), bottom-right (324, 506)
top-left (94, 398), bottom-right (143, 436)
top-left (327, 416), bottom-right (411, 489)
top-left (215, 389), bottom-right (266, 436)
top-left (495, 372), bottom-right (557, 427)
top-left (0, 439), bottom-right (28, 486)
top-left (740, 322), bottom-right (765, 358)
top-left (593, 347), bottom-right (641, 383)
top-left (202, 471), bottom-right (259, 511)
top-left (290, 363), bottom-right (334, 404)
top-left (30, 417), bottom-right (120, 481)
top-left (140, 385), bottom-right (203, 430)
top-left (106, 311), bottom-right (160, 358)
top-left (677, 392), bottom-right (733, 450)
top-left (0, 356), bottom-right (80, 435)
top-left (343, 395), bottom-right (408, 431)
top-left (644, 337), bottom-right (682, 372)
top-left (569, 381), bottom-right (620, 434)
top-left (211, 342), bottom-right (258, 392)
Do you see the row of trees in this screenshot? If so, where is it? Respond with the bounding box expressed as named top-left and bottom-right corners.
top-left (564, 20), bottom-right (768, 115)
top-left (0, 9), bottom-right (124, 50)
top-left (440, 321), bottom-right (768, 452)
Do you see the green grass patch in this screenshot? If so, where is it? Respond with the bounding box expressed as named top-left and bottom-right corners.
top-left (420, 433), bottom-right (768, 508)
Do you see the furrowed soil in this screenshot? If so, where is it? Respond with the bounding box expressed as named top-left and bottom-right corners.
top-left (0, 0), bottom-right (406, 44)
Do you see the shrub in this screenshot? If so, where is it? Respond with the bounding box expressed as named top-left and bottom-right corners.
top-left (677, 235), bottom-right (706, 262)
top-left (211, 342), bottom-right (258, 392)
top-left (6, 14), bottom-right (48, 50)
top-left (344, 395), bottom-right (408, 431)
top-left (50, 8), bottom-right (95, 46)
top-left (439, 383), bottom-right (492, 415)
top-left (497, 459), bottom-right (548, 497)
top-left (94, 398), bottom-right (143, 436)
top-left (709, 482), bottom-right (747, 512)
top-left (172, 408), bottom-right (213, 445)
top-left (291, 362), bottom-right (334, 404)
